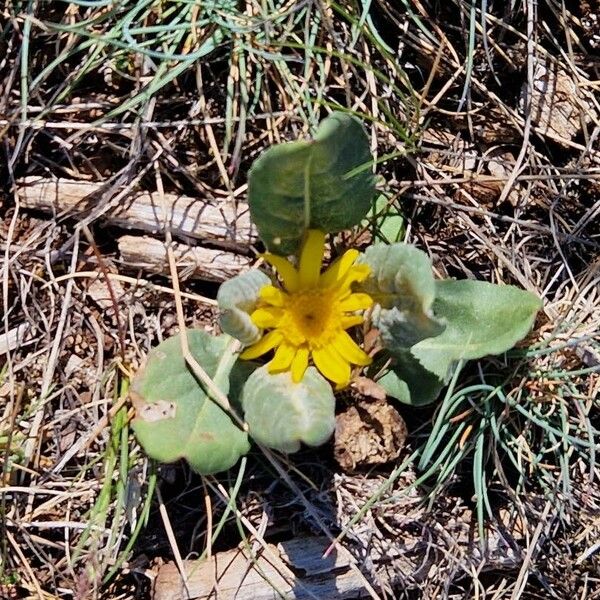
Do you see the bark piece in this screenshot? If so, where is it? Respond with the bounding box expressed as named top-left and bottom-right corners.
top-left (0, 323), bottom-right (31, 356)
top-left (118, 235), bottom-right (251, 281)
top-left (152, 537), bottom-right (377, 600)
top-left (87, 276), bottom-right (126, 309)
top-left (16, 177), bottom-right (256, 245)
top-left (521, 60), bottom-right (598, 144)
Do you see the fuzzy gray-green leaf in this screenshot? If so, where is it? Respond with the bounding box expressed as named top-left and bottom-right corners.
top-left (241, 366), bottom-right (336, 453)
top-left (248, 112), bottom-right (376, 255)
top-left (377, 350), bottom-right (445, 406)
top-left (131, 330), bottom-right (249, 474)
top-left (217, 270), bottom-right (271, 345)
top-left (412, 280), bottom-right (542, 382)
top-left (359, 243), bottom-right (445, 349)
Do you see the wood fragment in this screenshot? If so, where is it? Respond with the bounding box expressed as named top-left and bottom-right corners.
top-left (118, 235), bottom-right (251, 281)
top-left (152, 537), bottom-right (383, 600)
top-left (87, 275), bottom-right (126, 309)
top-left (0, 323), bottom-right (31, 356)
top-left (521, 59), bottom-right (598, 144)
top-left (15, 177), bottom-right (256, 246)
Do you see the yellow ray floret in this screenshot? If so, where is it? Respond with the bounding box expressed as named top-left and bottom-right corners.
top-left (240, 230), bottom-right (373, 387)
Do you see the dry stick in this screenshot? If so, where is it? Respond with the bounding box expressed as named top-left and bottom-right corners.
top-left (510, 500), bottom-right (554, 600)
top-left (0, 485), bottom-right (95, 498)
top-left (0, 111), bottom-right (295, 131)
top-left (86, 313), bottom-right (108, 435)
top-left (1, 386), bottom-right (23, 560)
top-left (5, 529), bottom-right (45, 600)
top-left (155, 486), bottom-right (191, 599)
top-left (23, 231), bottom-right (81, 472)
top-left (498, 0), bottom-right (536, 205)
top-left (397, 171), bottom-right (600, 187)
top-left (164, 215), bottom-right (239, 420)
top-left (80, 225), bottom-right (127, 360)
top-left (156, 159), bottom-right (241, 596)
top-left (44, 271), bottom-right (218, 306)
top-left (200, 477), bottom-right (220, 599)
top-left (549, 202), bottom-right (580, 293)
top-left (1, 179), bottom-right (21, 479)
top-left (50, 395), bottom-right (129, 475)
top-left (150, 158), bottom-right (247, 422)
top-left (195, 65), bottom-right (232, 193)
top-left (363, 42), bottom-right (379, 160)
top-left (417, 39), bottom-right (447, 115)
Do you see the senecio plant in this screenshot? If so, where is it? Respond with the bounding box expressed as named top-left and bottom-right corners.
top-left (131, 113), bottom-right (541, 474)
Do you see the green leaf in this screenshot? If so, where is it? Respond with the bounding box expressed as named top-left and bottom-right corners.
top-left (359, 243), bottom-right (445, 348)
top-left (248, 112), bottom-right (376, 255)
top-left (412, 280), bottom-right (542, 382)
top-left (367, 193), bottom-right (405, 244)
top-left (131, 331), bottom-right (250, 475)
top-left (377, 350), bottom-right (445, 406)
top-left (241, 366), bottom-right (336, 453)
top-left (217, 270), bottom-right (271, 345)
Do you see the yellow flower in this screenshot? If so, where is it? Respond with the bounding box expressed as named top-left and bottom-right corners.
top-left (240, 230), bottom-right (373, 387)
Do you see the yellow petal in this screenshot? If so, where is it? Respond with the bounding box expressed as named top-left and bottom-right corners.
top-left (340, 293), bottom-right (373, 312)
top-left (312, 345), bottom-right (351, 387)
top-left (332, 331), bottom-right (372, 366)
top-left (336, 264), bottom-right (371, 294)
top-left (341, 315), bottom-right (364, 329)
top-left (346, 263), bottom-right (371, 283)
top-left (262, 254), bottom-right (299, 292)
top-left (298, 229), bottom-right (325, 287)
top-left (240, 330), bottom-right (283, 359)
top-left (291, 346), bottom-right (309, 383)
top-left (268, 343), bottom-right (296, 372)
top-left (319, 249), bottom-right (359, 288)
top-left (250, 306), bottom-right (283, 328)
top-left (259, 285), bottom-right (286, 307)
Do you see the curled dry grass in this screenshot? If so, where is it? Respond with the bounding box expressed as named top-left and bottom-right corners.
top-left (1, 0), bottom-right (599, 598)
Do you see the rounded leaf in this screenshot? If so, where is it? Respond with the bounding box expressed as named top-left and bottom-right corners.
top-left (248, 112), bottom-right (376, 255)
top-left (377, 350), bottom-right (444, 406)
top-left (241, 366), bottom-right (336, 453)
top-left (131, 330), bottom-right (250, 474)
top-left (412, 280), bottom-right (542, 381)
top-left (217, 270), bottom-right (271, 344)
top-left (365, 193), bottom-right (405, 244)
top-left (359, 243), bottom-right (445, 349)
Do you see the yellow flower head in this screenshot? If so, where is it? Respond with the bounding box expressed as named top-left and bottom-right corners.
top-left (240, 230), bottom-right (373, 387)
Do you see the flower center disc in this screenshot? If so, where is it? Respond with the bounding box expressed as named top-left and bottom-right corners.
top-left (289, 290), bottom-right (334, 342)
